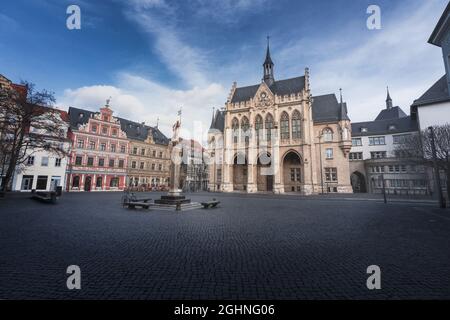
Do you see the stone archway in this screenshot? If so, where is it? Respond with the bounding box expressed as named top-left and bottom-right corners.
top-left (257, 152), bottom-right (273, 192)
top-left (282, 151), bottom-right (302, 192)
top-left (351, 171), bottom-right (367, 193)
top-left (232, 153), bottom-right (247, 191)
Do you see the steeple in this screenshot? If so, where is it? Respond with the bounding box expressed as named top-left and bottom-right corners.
top-left (386, 86), bottom-right (393, 109)
top-left (210, 107), bottom-right (215, 129)
top-left (262, 36), bottom-right (274, 86)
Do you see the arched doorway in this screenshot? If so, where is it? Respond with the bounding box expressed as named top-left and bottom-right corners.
top-left (282, 151), bottom-right (302, 192)
top-left (84, 176), bottom-right (92, 192)
top-left (257, 152), bottom-right (273, 192)
top-left (350, 171), bottom-right (366, 193)
top-left (232, 153), bottom-right (247, 191)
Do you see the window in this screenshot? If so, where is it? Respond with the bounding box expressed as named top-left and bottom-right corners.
top-left (352, 138), bottom-right (362, 146)
top-left (109, 159), bottom-right (115, 167)
top-left (401, 165), bottom-right (407, 173)
top-left (292, 110), bottom-right (301, 139)
top-left (41, 157), bottom-right (49, 167)
top-left (55, 158), bottom-right (62, 167)
top-left (110, 144), bottom-right (116, 152)
top-left (232, 118), bottom-right (239, 144)
top-left (77, 140), bottom-right (84, 148)
top-left (265, 114), bottom-right (274, 141)
top-left (87, 157), bottom-right (94, 166)
top-left (388, 125), bottom-right (396, 131)
top-left (325, 168), bottom-right (337, 182)
top-left (159, 151), bottom-right (163, 158)
top-left (131, 161), bottom-right (137, 169)
top-left (118, 159), bottom-right (124, 168)
top-left (112, 129), bottom-right (117, 136)
top-left (326, 148), bottom-right (333, 159)
top-left (75, 156), bottom-right (82, 165)
top-left (36, 175), bottom-right (48, 190)
top-left (255, 115), bottom-right (263, 142)
top-left (323, 128), bottom-right (333, 142)
top-left (361, 128), bottom-right (368, 133)
top-left (96, 177), bottom-right (102, 188)
top-left (102, 127), bottom-right (108, 135)
top-left (140, 162), bottom-right (144, 169)
top-left (393, 134), bottom-right (410, 144)
top-left (72, 176), bottom-right (80, 188)
top-left (27, 156), bottom-right (35, 165)
top-left (100, 143), bottom-right (106, 151)
top-left (290, 168), bottom-right (301, 181)
top-left (370, 151), bottom-right (386, 159)
top-left (110, 177), bottom-right (119, 188)
top-left (158, 164), bottom-right (162, 171)
top-left (89, 141), bottom-right (96, 150)
top-left (141, 149), bottom-right (146, 156)
top-left (152, 150), bottom-right (156, 157)
top-left (151, 163), bottom-right (155, 170)
top-left (369, 136), bottom-right (385, 145)
top-left (92, 125), bottom-right (97, 133)
top-left (217, 169), bottom-right (222, 183)
top-left (98, 158), bottom-right (105, 167)
top-left (241, 117), bottom-right (250, 144)
top-left (349, 152), bottom-right (363, 161)
top-left (120, 145), bottom-right (126, 153)
top-left (133, 147), bottom-right (138, 155)
top-left (280, 112), bottom-right (290, 140)
top-left (371, 166), bottom-right (385, 173)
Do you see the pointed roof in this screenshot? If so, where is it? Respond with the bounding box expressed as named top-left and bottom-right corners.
top-left (411, 75), bottom-right (450, 107)
top-left (263, 36), bottom-right (274, 66)
top-left (385, 86), bottom-right (393, 109)
top-left (312, 94), bottom-right (350, 123)
top-left (209, 109), bottom-right (225, 132)
top-left (375, 106), bottom-right (407, 121)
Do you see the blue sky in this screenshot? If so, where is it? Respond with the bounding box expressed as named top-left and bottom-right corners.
top-left (0, 0), bottom-right (447, 139)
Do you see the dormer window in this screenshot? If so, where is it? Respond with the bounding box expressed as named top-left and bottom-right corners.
top-left (361, 128), bottom-right (368, 133)
top-left (79, 113), bottom-right (84, 119)
top-left (388, 124), bottom-right (396, 131)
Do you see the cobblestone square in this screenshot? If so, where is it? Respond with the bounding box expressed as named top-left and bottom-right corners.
top-left (0, 192), bottom-right (449, 299)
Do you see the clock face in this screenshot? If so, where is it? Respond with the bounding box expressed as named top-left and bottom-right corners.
top-left (260, 92), bottom-right (267, 99)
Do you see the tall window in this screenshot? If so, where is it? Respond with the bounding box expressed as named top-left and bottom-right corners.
top-left (369, 136), bottom-right (385, 145)
top-left (110, 178), bottom-right (119, 188)
top-left (232, 118), bottom-right (239, 144)
top-left (323, 128), bottom-right (333, 142)
top-left (55, 158), bottom-right (62, 167)
top-left (265, 114), bottom-right (274, 142)
top-left (87, 157), bottom-right (94, 166)
top-left (110, 144), bottom-right (116, 152)
top-left (77, 140), bottom-right (84, 148)
top-left (98, 158), bottom-right (105, 167)
top-left (241, 116), bottom-right (250, 145)
top-left (280, 112), bottom-right (290, 140)
top-left (109, 159), bottom-right (115, 167)
top-left (72, 176), bottom-right (80, 188)
top-left (89, 141), bottom-right (95, 150)
top-left (352, 138), bottom-right (362, 146)
top-left (255, 115), bottom-right (263, 142)
top-left (291, 110), bottom-right (301, 139)
top-left (326, 148), bottom-right (333, 159)
top-left (75, 156), bottom-right (82, 165)
top-left (100, 143), bottom-right (106, 151)
top-left (325, 168), bottom-right (338, 182)
top-left (41, 157), bottom-right (49, 167)
top-left (27, 156), bottom-right (35, 165)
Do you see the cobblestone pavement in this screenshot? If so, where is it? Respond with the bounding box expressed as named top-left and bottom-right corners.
top-left (0, 191), bottom-right (449, 299)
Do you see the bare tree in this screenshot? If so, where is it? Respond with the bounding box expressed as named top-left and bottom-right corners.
top-left (0, 81), bottom-right (69, 194)
top-left (395, 125), bottom-right (450, 199)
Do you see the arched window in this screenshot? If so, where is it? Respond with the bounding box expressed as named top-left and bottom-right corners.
top-left (255, 115), bottom-right (263, 142)
top-left (241, 116), bottom-right (250, 145)
top-left (210, 136), bottom-right (216, 150)
top-left (265, 113), bottom-right (274, 142)
top-left (323, 128), bottom-right (333, 142)
top-left (96, 177), bottom-right (102, 188)
top-left (72, 176), bottom-right (80, 188)
top-left (280, 112), bottom-right (290, 140)
top-left (292, 110), bottom-right (301, 139)
top-left (232, 118), bottom-right (239, 144)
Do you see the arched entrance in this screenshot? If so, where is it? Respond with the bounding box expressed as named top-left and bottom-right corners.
top-left (84, 176), bottom-right (92, 192)
top-left (350, 171), bottom-right (366, 193)
top-left (257, 152), bottom-right (273, 192)
top-left (282, 151), bottom-right (302, 192)
top-left (232, 153), bottom-right (247, 191)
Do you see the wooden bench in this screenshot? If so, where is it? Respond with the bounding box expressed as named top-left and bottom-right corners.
top-left (201, 201), bottom-right (220, 209)
top-left (31, 190), bottom-right (58, 204)
top-left (124, 201), bottom-right (151, 209)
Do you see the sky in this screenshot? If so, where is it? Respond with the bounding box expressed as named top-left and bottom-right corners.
top-left (0, 0), bottom-right (447, 143)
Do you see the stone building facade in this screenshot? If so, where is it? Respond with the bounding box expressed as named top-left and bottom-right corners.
top-left (121, 118), bottom-right (171, 190)
top-left (208, 43), bottom-right (352, 194)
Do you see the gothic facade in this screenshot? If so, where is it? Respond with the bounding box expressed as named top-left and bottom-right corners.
top-left (208, 43), bottom-right (353, 194)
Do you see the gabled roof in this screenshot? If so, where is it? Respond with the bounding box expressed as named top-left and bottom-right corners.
top-left (411, 75), bottom-right (450, 107)
top-left (428, 1), bottom-right (450, 47)
top-left (312, 94), bottom-right (350, 123)
top-left (230, 76), bottom-right (305, 103)
top-left (67, 106), bottom-right (169, 145)
top-left (351, 116), bottom-right (418, 137)
top-left (375, 106), bottom-right (407, 121)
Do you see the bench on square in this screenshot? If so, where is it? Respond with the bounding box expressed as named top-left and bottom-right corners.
top-left (123, 200), bottom-right (152, 209)
top-left (201, 200), bottom-right (220, 209)
top-left (31, 189), bottom-right (60, 204)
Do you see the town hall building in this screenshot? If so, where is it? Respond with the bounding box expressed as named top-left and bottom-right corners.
top-left (208, 42), bottom-right (353, 194)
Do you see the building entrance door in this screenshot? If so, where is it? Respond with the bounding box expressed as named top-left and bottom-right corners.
top-left (266, 175), bottom-right (273, 192)
top-left (21, 175), bottom-right (34, 190)
top-left (84, 176), bottom-right (92, 192)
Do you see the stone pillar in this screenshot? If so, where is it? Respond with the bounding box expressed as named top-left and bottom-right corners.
top-left (247, 164), bottom-right (257, 193)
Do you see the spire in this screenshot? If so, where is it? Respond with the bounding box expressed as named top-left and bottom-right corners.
top-left (156, 117), bottom-right (159, 128)
top-left (339, 88), bottom-right (348, 120)
top-left (386, 86), bottom-right (393, 109)
top-left (262, 36), bottom-right (274, 86)
top-left (210, 107), bottom-right (215, 129)
top-left (339, 88), bottom-right (343, 105)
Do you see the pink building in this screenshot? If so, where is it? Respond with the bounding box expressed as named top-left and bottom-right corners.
top-left (66, 103), bottom-right (129, 191)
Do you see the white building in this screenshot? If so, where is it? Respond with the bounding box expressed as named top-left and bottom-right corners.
top-left (411, 2), bottom-right (450, 130)
top-left (349, 91), bottom-right (430, 195)
top-left (11, 109), bottom-right (71, 192)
